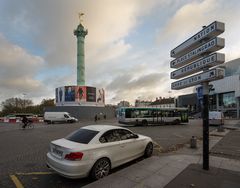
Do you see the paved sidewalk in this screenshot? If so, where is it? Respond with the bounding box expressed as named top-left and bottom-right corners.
top-left (83, 128), bottom-right (240, 188)
top-left (165, 163), bottom-right (240, 188)
top-left (223, 119), bottom-right (240, 130)
top-left (84, 154), bottom-right (240, 188)
top-left (211, 130), bottom-right (240, 160)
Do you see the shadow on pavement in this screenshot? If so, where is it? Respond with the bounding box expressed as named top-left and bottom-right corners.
top-left (165, 164), bottom-right (240, 188)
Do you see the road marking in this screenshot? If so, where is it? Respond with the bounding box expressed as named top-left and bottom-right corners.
top-left (10, 175), bottom-right (24, 188)
top-left (16, 172), bottom-right (54, 175)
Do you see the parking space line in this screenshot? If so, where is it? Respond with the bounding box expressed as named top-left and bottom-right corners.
top-left (10, 175), bottom-right (24, 188)
top-left (16, 172), bottom-right (54, 175)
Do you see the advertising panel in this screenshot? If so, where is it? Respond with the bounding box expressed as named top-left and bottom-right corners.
top-left (171, 37), bottom-right (225, 68)
top-left (58, 87), bottom-right (65, 103)
top-left (96, 88), bottom-right (105, 104)
top-left (171, 21), bottom-right (225, 58)
top-left (171, 53), bottom-right (225, 79)
top-left (65, 86), bottom-right (75, 102)
top-left (55, 88), bottom-right (58, 103)
top-left (171, 68), bottom-right (225, 90)
top-left (75, 86), bottom-right (86, 102)
top-left (86, 87), bottom-right (96, 102)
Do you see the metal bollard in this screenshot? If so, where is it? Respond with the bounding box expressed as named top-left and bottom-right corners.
top-left (190, 136), bottom-right (197, 149)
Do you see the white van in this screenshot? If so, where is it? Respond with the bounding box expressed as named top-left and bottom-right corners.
top-left (209, 111), bottom-right (224, 126)
top-left (44, 112), bottom-right (78, 124)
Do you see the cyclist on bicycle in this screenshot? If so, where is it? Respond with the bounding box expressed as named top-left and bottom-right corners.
top-left (22, 116), bottom-right (28, 129)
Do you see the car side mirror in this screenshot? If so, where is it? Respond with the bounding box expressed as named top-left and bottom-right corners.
top-left (132, 134), bottom-right (139, 139)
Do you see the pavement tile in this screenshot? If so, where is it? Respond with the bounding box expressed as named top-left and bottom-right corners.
top-left (135, 156), bottom-right (167, 173)
top-left (157, 163), bottom-right (186, 178)
top-left (165, 164), bottom-right (240, 188)
top-left (115, 164), bottom-right (152, 182)
top-left (83, 174), bottom-right (136, 188)
top-left (141, 173), bottom-right (170, 188)
top-left (210, 130), bottom-right (240, 160)
top-left (133, 182), bottom-right (152, 188)
top-left (220, 159), bottom-right (240, 172)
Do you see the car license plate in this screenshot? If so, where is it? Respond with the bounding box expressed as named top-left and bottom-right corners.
top-left (52, 146), bottom-right (63, 157)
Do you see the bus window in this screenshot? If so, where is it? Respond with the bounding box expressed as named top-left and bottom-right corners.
top-left (152, 110), bottom-right (157, 117)
top-left (181, 111), bottom-right (189, 122)
top-left (157, 111), bottom-right (162, 117)
top-left (125, 109), bottom-right (132, 118)
top-left (140, 110), bottom-right (151, 118)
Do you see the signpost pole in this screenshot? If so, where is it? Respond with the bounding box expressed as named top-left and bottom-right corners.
top-left (170, 21), bottom-right (225, 171)
top-left (202, 81), bottom-right (209, 170)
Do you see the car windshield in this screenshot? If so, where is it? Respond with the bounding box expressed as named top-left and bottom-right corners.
top-left (65, 128), bottom-right (99, 144)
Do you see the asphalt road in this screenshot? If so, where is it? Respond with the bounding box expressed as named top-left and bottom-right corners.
top-left (0, 119), bottom-right (208, 188)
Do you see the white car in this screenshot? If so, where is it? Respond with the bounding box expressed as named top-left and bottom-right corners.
top-left (46, 125), bottom-right (153, 180)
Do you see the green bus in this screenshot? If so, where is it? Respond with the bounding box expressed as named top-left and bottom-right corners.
top-left (117, 107), bottom-right (189, 126)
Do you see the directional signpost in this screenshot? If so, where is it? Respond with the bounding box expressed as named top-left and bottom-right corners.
top-left (171, 53), bottom-right (225, 80)
top-left (170, 21), bottom-right (225, 170)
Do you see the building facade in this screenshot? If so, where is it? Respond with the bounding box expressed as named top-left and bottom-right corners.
top-left (150, 97), bottom-right (176, 108)
top-left (135, 100), bottom-right (152, 107)
top-left (177, 93), bottom-right (198, 113)
top-left (208, 58), bottom-right (240, 118)
top-left (117, 101), bottom-right (130, 107)
top-left (177, 58), bottom-right (240, 118)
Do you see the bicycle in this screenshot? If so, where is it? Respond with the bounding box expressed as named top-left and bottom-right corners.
top-left (19, 120), bottom-right (35, 130)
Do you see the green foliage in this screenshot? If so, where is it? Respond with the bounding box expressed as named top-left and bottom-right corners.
top-left (0, 97), bottom-right (55, 117)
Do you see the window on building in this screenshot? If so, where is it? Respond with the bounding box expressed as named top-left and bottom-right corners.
top-left (209, 94), bottom-right (217, 110)
top-left (223, 92), bottom-right (236, 108)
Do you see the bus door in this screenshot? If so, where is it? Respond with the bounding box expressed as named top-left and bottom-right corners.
top-left (154, 109), bottom-right (162, 124)
top-left (180, 111), bottom-right (189, 123)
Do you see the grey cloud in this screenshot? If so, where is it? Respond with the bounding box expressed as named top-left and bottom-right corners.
top-left (106, 71), bottom-right (192, 104)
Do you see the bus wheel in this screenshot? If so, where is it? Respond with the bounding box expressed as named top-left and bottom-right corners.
top-left (142, 120), bottom-right (148, 126)
top-left (135, 119), bottom-right (139, 126)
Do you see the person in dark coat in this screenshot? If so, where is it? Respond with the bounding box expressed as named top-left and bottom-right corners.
top-left (94, 115), bottom-right (98, 122)
top-left (22, 116), bottom-right (28, 128)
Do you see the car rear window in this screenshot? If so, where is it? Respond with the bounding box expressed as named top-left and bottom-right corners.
top-left (66, 129), bottom-right (99, 144)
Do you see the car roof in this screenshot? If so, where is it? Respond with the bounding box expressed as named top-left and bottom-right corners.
top-left (82, 125), bottom-right (126, 132)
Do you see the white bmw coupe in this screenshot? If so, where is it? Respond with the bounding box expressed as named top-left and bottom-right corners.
top-left (46, 125), bottom-right (153, 180)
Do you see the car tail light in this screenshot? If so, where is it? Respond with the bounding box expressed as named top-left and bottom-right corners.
top-left (64, 152), bottom-right (84, 161)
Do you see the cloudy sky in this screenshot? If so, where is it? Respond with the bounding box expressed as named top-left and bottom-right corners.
top-left (0, 0), bottom-right (239, 105)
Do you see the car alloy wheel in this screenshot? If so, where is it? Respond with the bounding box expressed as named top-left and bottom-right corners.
top-left (144, 142), bottom-right (153, 158)
top-left (91, 158), bottom-right (111, 180)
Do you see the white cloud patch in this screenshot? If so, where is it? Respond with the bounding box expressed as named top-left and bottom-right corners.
top-left (89, 40), bottom-right (132, 64)
top-left (1, 0), bottom-right (240, 105)
top-left (157, 0), bottom-right (240, 61)
top-left (0, 34), bottom-right (49, 103)
top-left (0, 0), bottom-right (161, 104)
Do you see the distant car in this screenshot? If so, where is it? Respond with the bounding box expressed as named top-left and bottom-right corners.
top-left (46, 125), bottom-right (153, 180)
top-left (44, 112), bottom-right (78, 124)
